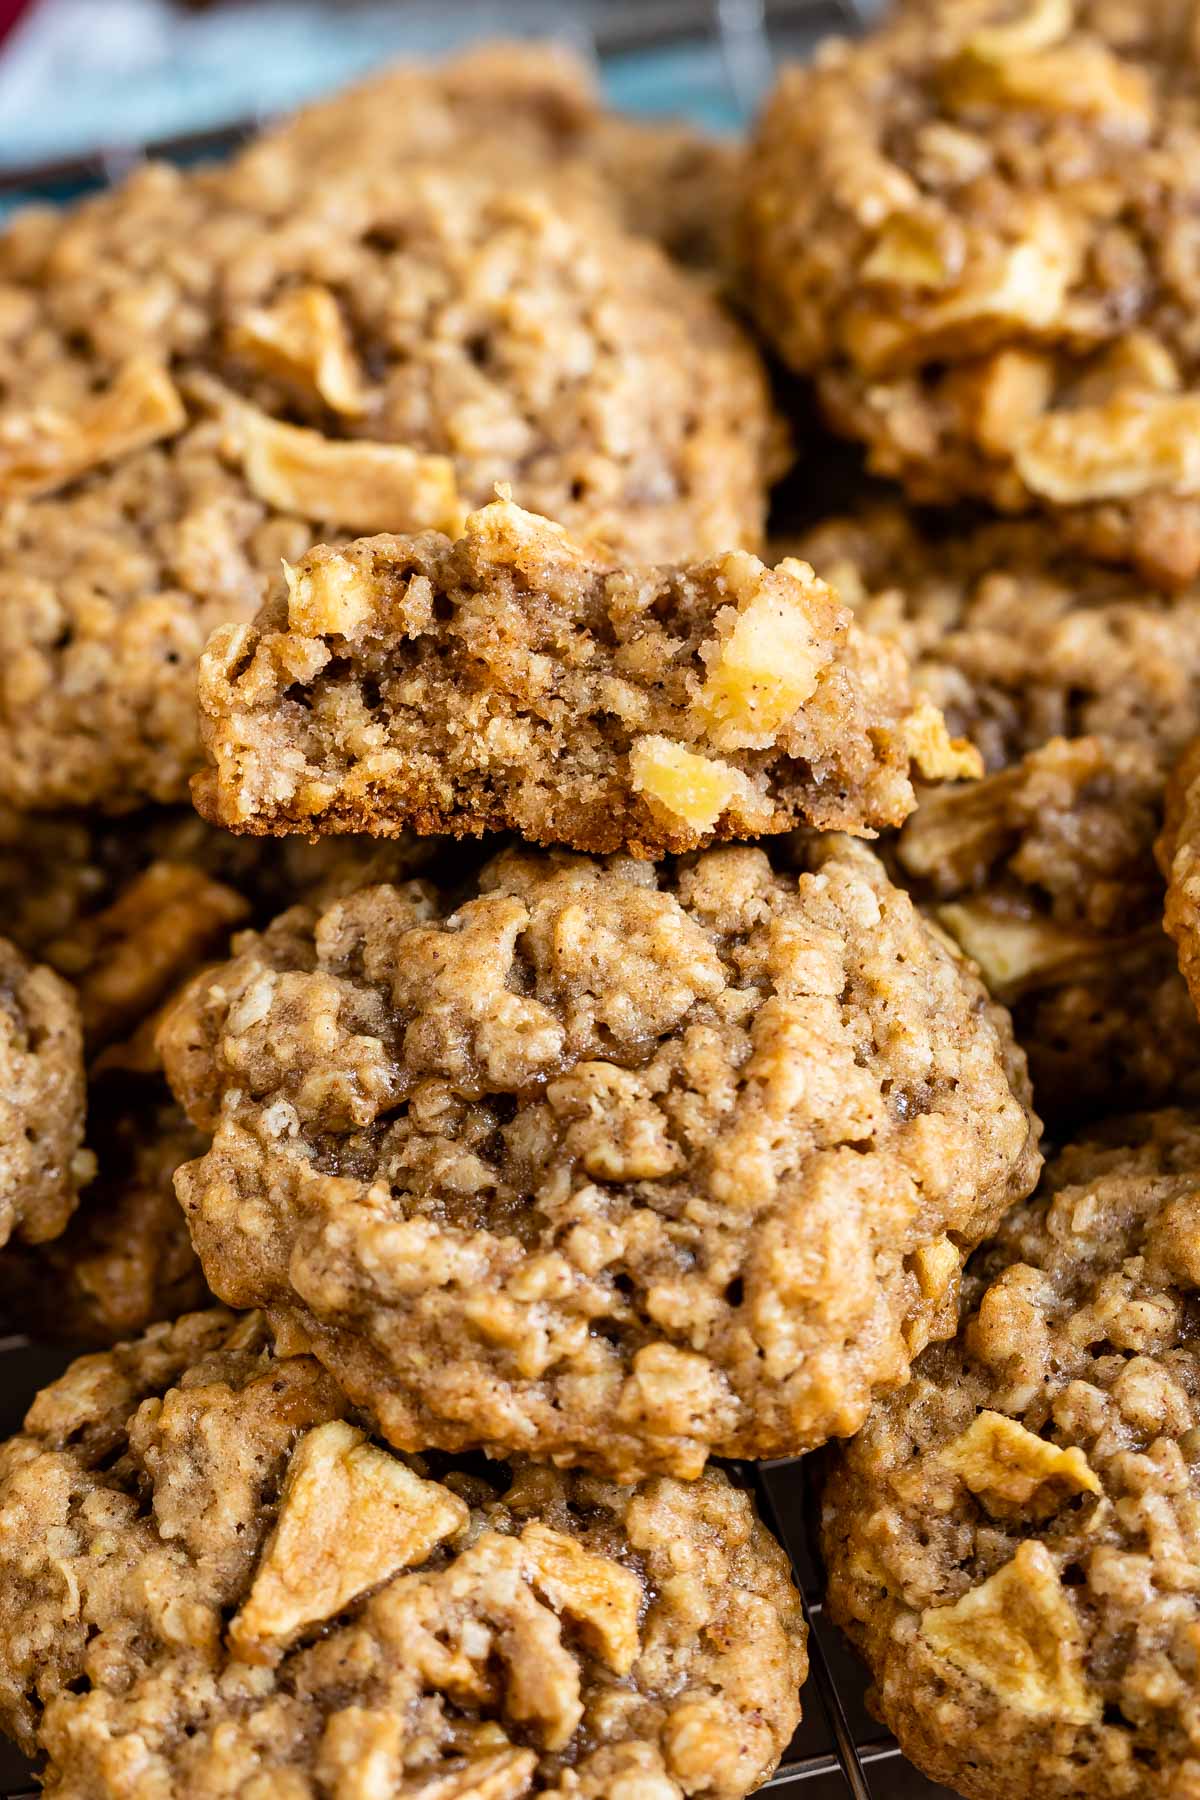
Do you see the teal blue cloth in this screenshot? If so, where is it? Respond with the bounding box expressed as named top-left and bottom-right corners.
top-left (0, 17), bottom-right (748, 214)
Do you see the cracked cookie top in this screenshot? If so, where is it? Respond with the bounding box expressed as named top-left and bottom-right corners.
top-left (746, 0), bottom-right (1200, 583)
top-left (158, 837), bottom-right (1040, 1479)
top-left (0, 936), bottom-right (90, 1251)
top-left (823, 1107), bottom-right (1200, 1800)
top-left (0, 1307), bottom-right (805, 1800)
top-left (193, 497), bottom-right (975, 855)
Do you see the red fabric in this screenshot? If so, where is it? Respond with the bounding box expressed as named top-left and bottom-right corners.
top-left (0, 0), bottom-right (35, 43)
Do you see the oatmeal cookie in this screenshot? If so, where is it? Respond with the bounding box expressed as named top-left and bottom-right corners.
top-left (822, 1107), bottom-right (1200, 1800)
top-left (0, 1307), bottom-right (806, 1799)
top-left (800, 505), bottom-right (1200, 1115)
top-left (897, 736), bottom-right (1200, 1116)
top-left (193, 496), bottom-right (976, 854)
top-left (1, 147), bottom-right (776, 813)
top-left (158, 837), bottom-right (1040, 1479)
top-left (746, 0), bottom-right (1200, 583)
top-left (234, 39), bottom-right (742, 274)
top-left (798, 505), bottom-right (1200, 771)
top-left (0, 1080), bottom-right (208, 1345)
top-left (0, 938), bottom-right (91, 1251)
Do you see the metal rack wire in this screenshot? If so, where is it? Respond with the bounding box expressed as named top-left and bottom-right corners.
top-left (0, 2), bottom-right (947, 1794)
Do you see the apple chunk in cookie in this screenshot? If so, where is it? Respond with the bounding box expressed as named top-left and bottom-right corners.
top-left (823, 1108), bottom-right (1200, 1800)
top-left (0, 1307), bottom-right (807, 1800)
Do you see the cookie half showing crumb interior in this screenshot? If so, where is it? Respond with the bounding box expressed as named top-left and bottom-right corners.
top-left (157, 836), bottom-right (1040, 1479)
top-left (745, 0), bottom-right (1200, 584)
top-left (0, 936), bottom-right (91, 1251)
top-left (823, 1107), bottom-right (1200, 1800)
top-left (799, 504), bottom-right (1200, 1117)
top-left (0, 1307), bottom-right (806, 1800)
top-left (193, 496), bottom-right (976, 854)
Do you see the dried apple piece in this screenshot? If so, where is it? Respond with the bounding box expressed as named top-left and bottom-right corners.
top-left (904, 701), bottom-right (983, 783)
top-left (943, 42), bottom-right (1151, 127)
top-left (936, 896), bottom-right (1111, 996)
top-left (961, 0), bottom-right (1074, 59)
top-left (898, 769), bottom-right (1029, 891)
top-left (940, 1410), bottom-right (1101, 1516)
top-left (966, 348), bottom-right (1057, 455)
top-left (46, 861), bottom-right (248, 1049)
top-left (692, 558), bottom-right (837, 750)
top-left (229, 284), bottom-right (371, 417)
top-left (0, 358), bottom-right (186, 500)
top-left (229, 1420), bottom-right (468, 1661)
top-left (392, 1750), bottom-right (538, 1799)
top-left (845, 210), bottom-right (1080, 375)
top-left (200, 380), bottom-right (466, 535)
top-left (1016, 391), bottom-right (1200, 504)
top-left (520, 1521), bottom-right (642, 1675)
top-left (920, 1541), bottom-right (1100, 1724)
top-left (862, 213), bottom-right (961, 291)
top-left (630, 736), bottom-right (771, 834)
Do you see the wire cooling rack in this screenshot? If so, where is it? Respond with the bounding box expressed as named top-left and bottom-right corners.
top-left (0, 2), bottom-right (952, 1794)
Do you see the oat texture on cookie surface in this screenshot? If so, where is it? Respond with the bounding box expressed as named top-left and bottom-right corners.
top-left (746, 0), bottom-right (1200, 583)
top-left (193, 496), bottom-right (976, 855)
top-left (0, 1308), bottom-right (806, 1799)
top-left (801, 504), bottom-right (1200, 1117)
top-left (0, 82), bottom-right (778, 813)
top-left (158, 835), bottom-right (1040, 1479)
top-left (823, 1108), bottom-right (1200, 1800)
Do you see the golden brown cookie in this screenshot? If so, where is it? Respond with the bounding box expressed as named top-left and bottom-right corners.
top-left (193, 496), bottom-right (975, 854)
top-left (234, 39), bottom-right (742, 274)
top-left (0, 135), bottom-right (777, 812)
top-left (158, 837), bottom-right (1040, 1479)
top-left (0, 937), bottom-right (90, 1251)
top-left (0, 1308), bottom-right (806, 1799)
top-left (746, 0), bottom-right (1200, 584)
top-left (800, 505), bottom-right (1200, 1116)
top-left (823, 1108), bottom-right (1200, 1800)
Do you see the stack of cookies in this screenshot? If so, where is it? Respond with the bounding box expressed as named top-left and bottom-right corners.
top-left (744, 2), bottom-right (1200, 1794)
top-left (0, 7), bottom-right (1196, 1795)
